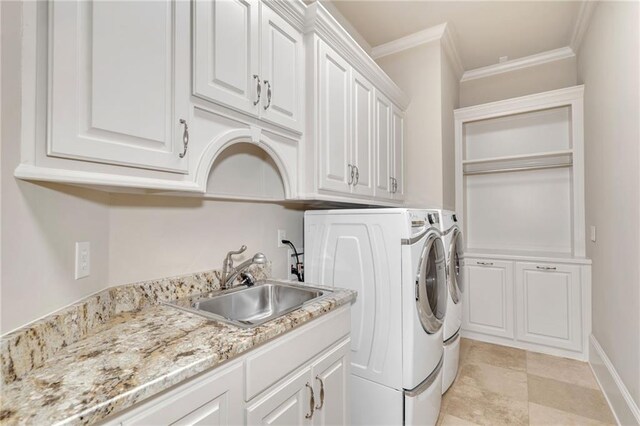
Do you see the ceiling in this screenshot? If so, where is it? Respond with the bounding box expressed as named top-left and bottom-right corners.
top-left (328, 0), bottom-right (583, 70)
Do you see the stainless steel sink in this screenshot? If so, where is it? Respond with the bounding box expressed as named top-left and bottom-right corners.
top-left (167, 281), bottom-right (330, 328)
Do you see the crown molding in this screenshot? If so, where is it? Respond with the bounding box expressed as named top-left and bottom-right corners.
top-left (570, 1), bottom-right (598, 53)
top-left (305, 2), bottom-right (410, 109)
top-left (317, 0), bottom-right (373, 54)
top-left (370, 23), bottom-right (447, 60)
top-left (441, 24), bottom-right (464, 79)
top-left (460, 46), bottom-right (575, 82)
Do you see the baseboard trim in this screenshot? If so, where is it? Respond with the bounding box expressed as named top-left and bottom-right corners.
top-left (589, 334), bottom-right (640, 425)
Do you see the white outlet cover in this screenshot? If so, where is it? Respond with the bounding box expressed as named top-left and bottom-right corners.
top-left (590, 226), bottom-right (596, 242)
top-left (75, 241), bottom-right (91, 279)
top-left (277, 229), bottom-right (287, 248)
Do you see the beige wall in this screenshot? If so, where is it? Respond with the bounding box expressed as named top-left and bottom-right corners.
top-left (377, 42), bottom-right (446, 208)
top-left (0, 1), bottom-right (304, 333)
top-left (459, 56), bottom-right (578, 107)
top-left (108, 196), bottom-right (304, 286)
top-left (578, 0), bottom-right (640, 409)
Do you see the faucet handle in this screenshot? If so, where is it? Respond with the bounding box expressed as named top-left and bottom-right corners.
top-left (224, 245), bottom-right (247, 270)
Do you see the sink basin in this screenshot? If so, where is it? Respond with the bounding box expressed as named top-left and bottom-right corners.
top-left (167, 281), bottom-right (329, 328)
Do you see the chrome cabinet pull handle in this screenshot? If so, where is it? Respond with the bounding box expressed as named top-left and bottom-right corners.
top-left (477, 261), bottom-right (493, 266)
top-left (315, 376), bottom-right (325, 410)
top-left (263, 80), bottom-right (272, 110)
top-left (389, 177), bottom-right (394, 193)
top-left (394, 178), bottom-right (398, 193)
top-left (348, 164), bottom-right (354, 185)
top-left (354, 166), bottom-right (360, 185)
top-left (253, 75), bottom-right (261, 106)
top-left (178, 119), bottom-right (189, 158)
top-left (536, 266), bottom-right (557, 271)
top-left (305, 382), bottom-right (315, 419)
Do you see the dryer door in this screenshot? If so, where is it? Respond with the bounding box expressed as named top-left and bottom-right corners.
top-left (415, 233), bottom-right (447, 334)
top-left (448, 228), bottom-right (465, 304)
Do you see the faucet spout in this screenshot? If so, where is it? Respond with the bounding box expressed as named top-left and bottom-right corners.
top-left (221, 251), bottom-right (267, 289)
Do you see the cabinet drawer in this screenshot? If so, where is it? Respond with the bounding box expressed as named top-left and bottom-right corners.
top-left (515, 262), bottom-right (582, 351)
top-left (245, 305), bottom-right (350, 401)
top-left (118, 360), bottom-right (243, 425)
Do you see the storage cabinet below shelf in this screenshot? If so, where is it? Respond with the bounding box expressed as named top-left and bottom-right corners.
top-left (461, 254), bottom-right (591, 360)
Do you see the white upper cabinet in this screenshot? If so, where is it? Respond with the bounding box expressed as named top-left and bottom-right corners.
top-left (193, 0), bottom-right (303, 133)
top-left (318, 41), bottom-right (351, 194)
top-left (391, 106), bottom-right (404, 200)
top-left (193, 0), bottom-right (260, 115)
top-left (374, 91), bottom-right (393, 200)
top-left (260, 6), bottom-right (304, 132)
top-left (48, 0), bottom-right (190, 172)
top-left (350, 69), bottom-right (375, 198)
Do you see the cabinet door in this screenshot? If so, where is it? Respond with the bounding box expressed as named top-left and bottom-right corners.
top-left (48, 0), bottom-right (190, 172)
top-left (318, 41), bottom-right (351, 194)
top-left (193, 0), bottom-right (260, 115)
top-left (374, 91), bottom-right (393, 199)
top-left (246, 366), bottom-right (313, 425)
top-left (391, 106), bottom-right (404, 200)
top-left (515, 262), bottom-right (582, 351)
top-left (462, 259), bottom-right (514, 338)
top-left (260, 5), bottom-right (303, 133)
top-left (311, 339), bottom-right (351, 426)
top-left (121, 361), bottom-right (243, 425)
top-left (350, 70), bottom-right (374, 198)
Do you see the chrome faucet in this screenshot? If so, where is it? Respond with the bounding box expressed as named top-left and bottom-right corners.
top-left (221, 245), bottom-right (268, 289)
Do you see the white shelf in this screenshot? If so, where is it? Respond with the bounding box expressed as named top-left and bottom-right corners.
top-left (462, 149), bottom-right (573, 165)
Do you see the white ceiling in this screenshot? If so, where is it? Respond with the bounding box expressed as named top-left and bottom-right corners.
top-left (328, 0), bottom-right (583, 70)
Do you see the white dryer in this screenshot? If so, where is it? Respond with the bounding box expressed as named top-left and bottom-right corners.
top-left (305, 208), bottom-right (447, 425)
top-left (427, 209), bottom-right (464, 393)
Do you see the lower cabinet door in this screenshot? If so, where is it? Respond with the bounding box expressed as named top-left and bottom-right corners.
top-left (246, 366), bottom-right (313, 425)
top-left (120, 361), bottom-right (244, 426)
top-left (515, 262), bottom-right (582, 351)
top-left (311, 338), bottom-right (350, 426)
top-left (462, 259), bottom-right (515, 338)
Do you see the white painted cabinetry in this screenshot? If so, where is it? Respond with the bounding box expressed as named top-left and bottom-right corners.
top-left (48, 0), bottom-right (190, 173)
top-left (374, 91), bottom-right (392, 200)
top-left (391, 106), bottom-right (405, 199)
top-left (107, 307), bottom-right (351, 426)
top-left (461, 255), bottom-right (590, 360)
top-left (350, 69), bottom-right (375, 198)
top-left (193, 0), bottom-right (303, 133)
top-left (515, 262), bottom-right (582, 351)
top-left (462, 259), bottom-right (514, 339)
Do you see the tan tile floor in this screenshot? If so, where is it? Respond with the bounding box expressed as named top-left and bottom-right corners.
top-left (438, 338), bottom-right (617, 426)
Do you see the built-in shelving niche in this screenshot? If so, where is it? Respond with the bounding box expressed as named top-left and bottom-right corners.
top-left (456, 93), bottom-right (585, 258)
top-left (205, 143), bottom-right (286, 201)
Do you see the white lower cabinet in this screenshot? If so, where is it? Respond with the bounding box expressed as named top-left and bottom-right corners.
top-left (462, 259), bottom-right (514, 339)
top-left (515, 262), bottom-right (582, 351)
top-left (107, 307), bottom-right (351, 426)
top-left (462, 256), bottom-right (590, 359)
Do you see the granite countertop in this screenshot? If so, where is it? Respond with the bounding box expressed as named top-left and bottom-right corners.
top-left (0, 269), bottom-right (355, 425)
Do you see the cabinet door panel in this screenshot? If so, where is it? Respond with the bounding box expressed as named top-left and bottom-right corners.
top-left (260, 6), bottom-right (303, 132)
top-left (351, 70), bottom-right (374, 197)
top-left (318, 42), bottom-right (351, 194)
top-left (312, 339), bottom-right (351, 426)
top-left (246, 367), bottom-right (312, 426)
top-left (49, 0), bottom-right (189, 172)
top-left (462, 259), bottom-right (514, 338)
top-left (193, 0), bottom-right (259, 115)
top-left (516, 262), bottom-right (582, 350)
top-left (374, 91), bottom-right (393, 199)
top-left (391, 106), bottom-right (404, 199)
top-left (122, 362), bottom-right (243, 426)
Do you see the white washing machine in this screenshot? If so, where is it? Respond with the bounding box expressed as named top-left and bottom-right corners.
top-left (427, 209), bottom-right (464, 393)
top-left (305, 208), bottom-right (448, 425)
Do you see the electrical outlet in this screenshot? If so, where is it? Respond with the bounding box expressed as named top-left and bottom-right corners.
top-left (75, 242), bottom-right (90, 279)
top-left (287, 249), bottom-right (295, 279)
top-left (590, 225), bottom-right (596, 242)
top-left (277, 229), bottom-right (287, 248)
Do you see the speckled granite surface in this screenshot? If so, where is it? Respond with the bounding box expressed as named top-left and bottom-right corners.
top-left (0, 271), bottom-right (355, 425)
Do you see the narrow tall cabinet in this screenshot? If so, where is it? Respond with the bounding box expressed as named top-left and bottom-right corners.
top-left (454, 86), bottom-right (592, 360)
